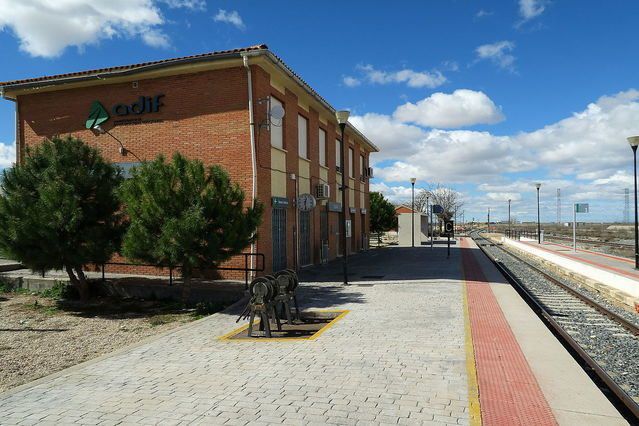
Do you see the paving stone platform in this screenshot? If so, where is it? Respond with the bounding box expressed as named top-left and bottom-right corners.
top-left (0, 246), bottom-right (469, 426)
top-left (0, 243), bottom-right (627, 425)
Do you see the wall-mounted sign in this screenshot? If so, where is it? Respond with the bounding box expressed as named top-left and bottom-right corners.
top-left (85, 94), bottom-right (165, 130)
top-left (328, 202), bottom-right (342, 212)
top-left (272, 196), bottom-right (289, 208)
top-left (86, 101), bottom-right (110, 130)
top-left (112, 94), bottom-right (164, 117)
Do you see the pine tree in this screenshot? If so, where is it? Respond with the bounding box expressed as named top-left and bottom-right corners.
top-left (119, 153), bottom-right (263, 302)
top-left (370, 192), bottom-right (397, 246)
top-left (0, 136), bottom-right (123, 300)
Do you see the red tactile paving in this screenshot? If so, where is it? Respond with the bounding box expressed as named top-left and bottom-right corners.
top-left (462, 238), bottom-right (557, 425)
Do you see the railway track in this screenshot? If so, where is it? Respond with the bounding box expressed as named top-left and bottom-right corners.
top-left (471, 231), bottom-right (639, 422)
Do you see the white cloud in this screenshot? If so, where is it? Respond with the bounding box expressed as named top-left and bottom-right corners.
top-left (160, 0), bottom-right (205, 9)
top-left (475, 41), bottom-right (516, 71)
top-left (356, 90), bottom-right (639, 192)
top-left (142, 29), bottom-right (170, 48)
top-left (0, 0), bottom-right (173, 58)
top-left (476, 10), bottom-right (494, 18)
top-left (355, 64), bottom-right (447, 89)
top-left (0, 142), bottom-right (16, 169)
top-left (213, 9), bottom-right (245, 30)
top-left (369, 182), bottom-right (413, 204)
top-left (519, 0), bottom-right (546, 22)
top-left (342, 76), bottom-right (361, 87)
top-left (486, 192), bottom-right (522, 202)
top-left (393, 89), bottom-right (505, 128)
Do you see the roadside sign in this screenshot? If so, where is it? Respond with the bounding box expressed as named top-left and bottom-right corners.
top-left (573, 203), bottom-right (590, 251)
top-left (575, 203), bottom-right (589, 213)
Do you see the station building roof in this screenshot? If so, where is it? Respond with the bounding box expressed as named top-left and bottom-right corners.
top-left (0, 44), bottom-right (378, 153)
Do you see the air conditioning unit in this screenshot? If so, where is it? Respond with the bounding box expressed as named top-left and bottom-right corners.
top-left (364, 167), bottom-right (374, 178)
top-left (316, 183), bottom-right (330, 200)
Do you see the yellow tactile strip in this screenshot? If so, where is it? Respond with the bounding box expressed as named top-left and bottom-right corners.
top-left (218, 310), bottom-right (349, 342)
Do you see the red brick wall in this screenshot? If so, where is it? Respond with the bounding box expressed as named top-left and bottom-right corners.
top-left (15, 63), bottom-right (373, 280)
top-left (17, 67), bottom-right (255, 279)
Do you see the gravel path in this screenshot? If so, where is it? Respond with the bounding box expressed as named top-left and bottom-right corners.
top-left (0, 293), bottom-right (199, 393)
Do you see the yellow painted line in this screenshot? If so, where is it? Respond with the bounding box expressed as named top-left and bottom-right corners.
top-left (218, 309), bottom-right (349, 342)
top-left (462, 251), bottom-right (482, 426)
top-left (308, 309), bottom-right (350, 340)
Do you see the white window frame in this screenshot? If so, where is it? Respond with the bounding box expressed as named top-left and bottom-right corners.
top-left (298, 115), bottom-right (308, 159)
top-left (319, 128), bottom-right (326, 166)
top-left (270, 97), bottom-right (284, 149)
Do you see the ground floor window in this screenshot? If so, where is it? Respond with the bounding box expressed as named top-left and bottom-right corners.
top-left (299, 210), bottom-right (311, 266)
top-left (272, 208), bottom-right (287, 271)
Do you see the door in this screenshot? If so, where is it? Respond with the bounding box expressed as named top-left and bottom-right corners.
top-left (272, 208), bottom-right (287, 272)
top-left (299, 210), bottom-right (312, 266)
top-left (350, 212), bottom-right (357, 253)
top-left (337, 212), bottom-right (343, 256)
top-left (320, 210), bottom-right (328, 262)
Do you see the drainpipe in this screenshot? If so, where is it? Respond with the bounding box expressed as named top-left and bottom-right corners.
top-left (242, 54), bottom-right (258, 280)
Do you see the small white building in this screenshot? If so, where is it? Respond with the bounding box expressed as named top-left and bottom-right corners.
top-left (395, 206), bottom-right (429, 246)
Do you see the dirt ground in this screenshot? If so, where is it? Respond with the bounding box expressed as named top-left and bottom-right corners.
top-left (0, 291), bottom-right (214, 393)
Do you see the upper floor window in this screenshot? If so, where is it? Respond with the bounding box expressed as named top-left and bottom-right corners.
top-left (319, 128), bottom-right (327, 166)
top-left (348, 147), bottom-right (354, 178)
top-left (270, 97), bottom-right (284, 149)
top-left (335, 139), bottom-right (342, 172)
top-left (360, 154), bottom-right (364, 177)
top-left (298, 115), bottom-right (308, 159)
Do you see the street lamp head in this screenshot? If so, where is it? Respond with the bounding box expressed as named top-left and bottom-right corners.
top-left (92, 124), bottom-right (106, 135)
top-left (335, 110), bottom-right (350, 125)
top-left (410, 177), bottom-right (416, 184)
top-left (534, 182), bottom-right (542, 189)
top-left (628, 136), bottom-right (639, 148)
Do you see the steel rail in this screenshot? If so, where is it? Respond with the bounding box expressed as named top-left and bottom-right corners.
top-left (471, 232), bottom-right (639, 421)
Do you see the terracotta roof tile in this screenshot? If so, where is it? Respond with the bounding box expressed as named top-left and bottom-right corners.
top-left (0, 44), bottom-right (268, 87)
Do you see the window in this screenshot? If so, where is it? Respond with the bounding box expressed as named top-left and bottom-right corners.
top-left (115, 162), bottom-right (141, 179)
top-left (270, 97), bottom-right (284, 149)
top-left (335, 139), bottom-right (342, 172)
top-left (319, 128), bottom-right (326, 166)
top-left (298, 115), bottom-right (308, 159)
top-left (348, 147), bottom-right (354, 178)
top-left (360, 154), bottom-right (364, 178)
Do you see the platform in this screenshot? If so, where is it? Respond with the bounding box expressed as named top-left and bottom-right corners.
top-left (0, 241), bottom-right (627, 425)
top-left (503, 237), bottom-right (639, 305)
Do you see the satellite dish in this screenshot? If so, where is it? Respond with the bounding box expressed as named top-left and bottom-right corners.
top-left (270, 104), bottom-right (285, 120)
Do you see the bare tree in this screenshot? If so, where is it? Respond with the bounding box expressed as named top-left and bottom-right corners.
top-left (418, 184), bottom-right (464, 222)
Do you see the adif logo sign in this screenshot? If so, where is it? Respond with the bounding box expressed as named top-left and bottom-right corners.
top-left (85, 94), bottom-right (165, 129)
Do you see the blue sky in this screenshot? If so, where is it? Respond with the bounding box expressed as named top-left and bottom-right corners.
top-left (1, 0), bottom-right (639, 223)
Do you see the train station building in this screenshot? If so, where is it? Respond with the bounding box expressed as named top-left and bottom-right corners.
top-left (0, 44), bottom-right (378, 276)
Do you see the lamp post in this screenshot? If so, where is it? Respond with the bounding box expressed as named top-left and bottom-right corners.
top-left (426, 195), bottom-right (431, 248)
top-left (628, 136), bottom-right (639, 269)
top-left (508, 199), bottom-right (511, 236)
top-left (336, 110), bottom-right (350, 285)
top-left (410, 178), bottom-right (416, 247)
top-left (534, 183), bottom-right (542, 244)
